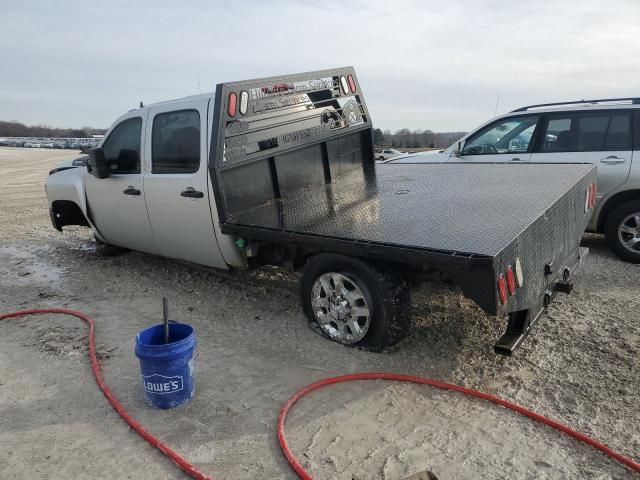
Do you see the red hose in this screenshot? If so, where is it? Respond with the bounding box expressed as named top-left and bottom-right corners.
top-left (2, 309), bottom-right (639, 479)
top-left (278, 373), bottom-right (640, 478)
top-left (0, 308), bottom-right (214, 480)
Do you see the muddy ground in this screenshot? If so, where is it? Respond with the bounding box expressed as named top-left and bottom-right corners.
top-left (0, 147), bottom-right (638, 479)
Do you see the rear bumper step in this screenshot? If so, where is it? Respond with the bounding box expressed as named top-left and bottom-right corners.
top-left (494, 306), bottom-right (544, 355)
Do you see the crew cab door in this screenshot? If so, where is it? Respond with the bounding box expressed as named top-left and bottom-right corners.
top-left (85, 114), bottom-right (155, 253)
top-left (142, 98), bottom-right (225, 268)
top-left (530, 110), bottom-right (633, 202)
top-left (453, 115), bottom-right (539, 163)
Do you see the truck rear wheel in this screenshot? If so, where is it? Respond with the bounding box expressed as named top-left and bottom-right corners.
top-left (301, 254), bottom-right (410, 351)
top-left (604, 200), bottom-right (640, 264)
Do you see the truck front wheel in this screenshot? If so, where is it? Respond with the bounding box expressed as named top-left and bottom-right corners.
top-left (301, 254), bottom-right (410, 351)
top-left (604, 200), bottom-right (640, 264)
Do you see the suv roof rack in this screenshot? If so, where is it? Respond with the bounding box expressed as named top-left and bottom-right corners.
top-left (511, 97), bottom-right (640, 112)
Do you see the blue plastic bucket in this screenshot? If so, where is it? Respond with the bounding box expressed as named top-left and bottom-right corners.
top-left (135, 322), bottom-right (196, 409)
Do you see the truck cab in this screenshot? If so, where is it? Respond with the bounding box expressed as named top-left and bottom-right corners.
top-left (48, 94), bottom-right (243, 269)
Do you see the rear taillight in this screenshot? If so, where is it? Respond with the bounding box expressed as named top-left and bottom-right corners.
top-left (347, 74), bottom-right (356, 93)
top-left (227, 92), bottom-right (237, 117)
top-left (505, 266), bottom-right (516, 296)
top-left (497, 274), bottom-right (508, 304)
top-left (498, 259), bottom-right (523, 304)
top-left (590, 182), bottom-right (597, 208)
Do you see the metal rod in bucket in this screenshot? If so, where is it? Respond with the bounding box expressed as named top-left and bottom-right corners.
top-left (162, 297), bottom-right (169, 344)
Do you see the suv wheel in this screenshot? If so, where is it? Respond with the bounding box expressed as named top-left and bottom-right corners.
top-left (604, 200), bottom-right (640, 263)
top-left (301, 254), bottom-right (411, 351)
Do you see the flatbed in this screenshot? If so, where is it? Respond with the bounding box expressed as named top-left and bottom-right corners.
top-left (223, 162), bottom-right (591, 259)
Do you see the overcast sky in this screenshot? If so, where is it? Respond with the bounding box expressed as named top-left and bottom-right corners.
top-left (1, 0), bottom-right (638, 132)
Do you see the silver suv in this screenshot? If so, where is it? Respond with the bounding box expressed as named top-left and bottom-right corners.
top-left (391, 97), bottom-right (640, 263)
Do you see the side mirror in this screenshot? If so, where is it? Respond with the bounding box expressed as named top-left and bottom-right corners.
top-left (452, 141), bottom-right (464, 157)
top-left (88, 148), bottom-right (110, 179)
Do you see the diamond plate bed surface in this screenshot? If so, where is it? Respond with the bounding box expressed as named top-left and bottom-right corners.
top-left (225, 163), bottom-right (594, 257)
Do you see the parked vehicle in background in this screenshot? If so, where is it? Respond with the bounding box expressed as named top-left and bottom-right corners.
top-left (376, 148), bottom-right (403, 161)
top-left (390, 98), bottom-right (640, 263)
top-left (0, 137), bottom-right (102, 150)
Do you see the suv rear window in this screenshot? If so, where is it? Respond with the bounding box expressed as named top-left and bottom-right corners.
top-left (541, 111), bottom-right (631, 152)
top-left (152, 110), bottom-right (201, 174)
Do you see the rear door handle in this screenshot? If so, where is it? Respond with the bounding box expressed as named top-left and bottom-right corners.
top-left (123, 186), bottom-right (141, 196)
top-left (508, 157), bottom-right (527, 162)
top-left (600, 156), bottom-right (626, 164)
top-left (180, 188), bottom-right (204, 199)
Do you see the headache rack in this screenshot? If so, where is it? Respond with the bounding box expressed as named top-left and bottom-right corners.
top-left (511, 97), bottom-right (640, 112)
top-left (208, 66), bottom-right (372, 225)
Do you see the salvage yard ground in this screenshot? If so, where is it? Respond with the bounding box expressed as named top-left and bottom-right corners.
top-left (0, 147), bottom-right (638, 479)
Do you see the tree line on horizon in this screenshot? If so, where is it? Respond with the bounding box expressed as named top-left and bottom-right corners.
top-left (0, 119), bottom-right (465, 149)
top-left (373, 128), bottom-right (467, 149)
top-left (0, 121), bottom-right (106, 138)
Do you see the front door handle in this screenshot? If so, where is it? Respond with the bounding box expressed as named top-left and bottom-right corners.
top-left (600, 156), bottom-right (626, 164)
top-left (180, 188), bottom-right (204, 199)
top-left (509, 157), bottom-right (523, 162)
top-left (123, 186), bottom-right (141, 196)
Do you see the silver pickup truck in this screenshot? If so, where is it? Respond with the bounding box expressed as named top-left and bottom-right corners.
top-left (46, 67), bottom-right (596, 355)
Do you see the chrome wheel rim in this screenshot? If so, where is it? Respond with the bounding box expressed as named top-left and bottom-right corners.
top-left (310, 272), bottom-right (371, 344)
top-left (618, 213), bottom-right (640, 254)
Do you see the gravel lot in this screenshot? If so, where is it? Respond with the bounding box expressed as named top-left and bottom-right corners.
top-left (0, 147), bottom-right (638, 479)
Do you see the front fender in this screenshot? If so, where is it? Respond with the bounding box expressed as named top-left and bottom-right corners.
top-left (46, 168), bottom-right (104, 240)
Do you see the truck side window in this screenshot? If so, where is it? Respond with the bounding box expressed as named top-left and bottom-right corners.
top-left (102, 117), bottom-right (142, 174)
top-left (152, 110), bottom-right (200, 174)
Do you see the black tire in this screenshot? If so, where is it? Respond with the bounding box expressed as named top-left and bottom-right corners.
top-left (604, 200), bottom-right (640, 264)
top-left (301, 254), bottom-right (411, 351)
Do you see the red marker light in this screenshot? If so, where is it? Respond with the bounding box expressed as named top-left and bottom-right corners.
top-left (505, 266), bottom-right (516, 295)
top-left (497, 274), bottom-right (508, 304)
top-left (227, 92), bottom-right (237, 117)
top-left (347, 74), bottom-right (356, 93)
